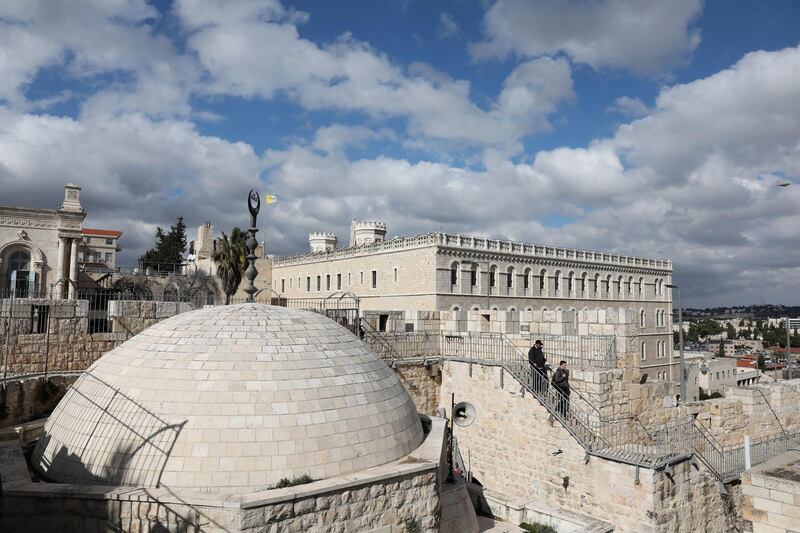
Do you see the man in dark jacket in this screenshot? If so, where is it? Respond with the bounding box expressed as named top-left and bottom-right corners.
top-left (552, 360), bottom-right (570, 417)
top-left (528, 340), bottom-right (547, 393)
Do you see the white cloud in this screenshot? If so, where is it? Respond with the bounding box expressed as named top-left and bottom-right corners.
top-left (0, 106), bottom-right (263, 263)
top-left (608, 96), bottom-right (650, 118)
top-left (0, 0), bottom-right (197, 117)
top-left (179, 1), bottom-right (573, 148)
top-left (436, 12), bottom-right (460, 40)
top-left (471, 0), bottom-right (703, 73)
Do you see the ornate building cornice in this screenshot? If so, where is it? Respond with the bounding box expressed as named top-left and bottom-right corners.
top-left (273, 231), bottom-right (672, 273)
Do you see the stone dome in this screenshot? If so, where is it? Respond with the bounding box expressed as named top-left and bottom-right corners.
top-left (32, 304), bottom-right (423, 494)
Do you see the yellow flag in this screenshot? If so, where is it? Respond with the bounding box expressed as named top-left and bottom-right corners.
top-left (264, 194), bottom-right (277, 205)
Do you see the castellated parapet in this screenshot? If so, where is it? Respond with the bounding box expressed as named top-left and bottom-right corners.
top-left (349, 219), bottom-right (387, 247)
top-left (309, 232), bottom-right (338, 253)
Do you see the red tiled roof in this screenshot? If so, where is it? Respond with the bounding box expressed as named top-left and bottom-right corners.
top-left (82, 228), bottom-right (122, 238)
top-left (767, 346), bottom-right (800, 354)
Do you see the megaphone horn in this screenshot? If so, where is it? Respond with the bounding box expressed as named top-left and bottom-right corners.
top-left (453, 401), bottom-right (476, 427)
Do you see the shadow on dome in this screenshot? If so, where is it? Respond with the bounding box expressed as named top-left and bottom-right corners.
top-left (33, 371), bottom-right (187, 488)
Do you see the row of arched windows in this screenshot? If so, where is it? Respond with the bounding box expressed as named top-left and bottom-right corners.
top-left (641, 340), bottom-right (669, 360)
top-left (640, 309), bottom-right (669, 328)
top-left (449, 261), bottom-right (667, 300)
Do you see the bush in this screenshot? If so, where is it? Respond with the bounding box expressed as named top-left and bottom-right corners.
top-left (269, 474), bottom-right (314, 489)
top-left (520, 522), bottom-right (558, 533)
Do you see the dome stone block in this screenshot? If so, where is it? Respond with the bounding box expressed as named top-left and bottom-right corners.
top-left (32, 304), bottom-right (423, 494)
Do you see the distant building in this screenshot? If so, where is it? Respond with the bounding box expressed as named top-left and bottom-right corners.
top-left (0, 183), bottom-right (85, 298)
top-left (686, 353), bottom-right (738, 395)
top-left (79, 228), bottom-right (122, 272)
top-left (706, 339), bottom-right (735, 357)
top-left (272, 219), bottom-right (675, 377)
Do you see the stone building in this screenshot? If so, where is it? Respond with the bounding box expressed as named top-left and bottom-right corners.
top-left (272, 219), bottom-right (674, 376)
top-left (79, 228), bottom-right (123, 272)
top-left (0, 183), bottom-right (86, 298)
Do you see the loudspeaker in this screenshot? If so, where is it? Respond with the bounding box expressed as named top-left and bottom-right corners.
top-left (453, 401), bottom-right (476, 427)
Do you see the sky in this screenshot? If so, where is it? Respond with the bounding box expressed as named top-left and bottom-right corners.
top-left (1, 0), bottom-right (799, 308)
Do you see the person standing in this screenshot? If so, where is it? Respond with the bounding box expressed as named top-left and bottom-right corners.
top-left (552, 360), bottom-right (570, 417)
top-left (528, 339), bottom-right (547, 393)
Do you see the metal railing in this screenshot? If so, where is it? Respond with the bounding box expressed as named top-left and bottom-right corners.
top-left (538, 334), bottom-right (617, 370)
top-left (368, 329), bottom-right (800, 479)
top-left (364, 329), bottom-right (688, 469)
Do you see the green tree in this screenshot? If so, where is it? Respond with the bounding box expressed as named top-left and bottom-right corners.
top-left (139, 216), bottom-right (188, 271)
top-left (718, 340), bottom-right (725, 358)
top-left (725, 323), bottom-right (736, 339)
top-left (757, 354), bottom-right (766, 370)
top-left (212, 227), bottom-right (247, 304)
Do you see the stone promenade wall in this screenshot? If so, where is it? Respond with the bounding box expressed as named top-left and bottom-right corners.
top-left (393, 362), bottom-right (441, 416)
top-left (0, 374), bottom-right (79, 428)
top-left (0, 418), bottom-right (446, 533)
top-left (438, 360), bottom-right (739, 532)
top-left (742, 450), bottom-right (800, 532)
top-left (0, 299), bottom-right (192, 376)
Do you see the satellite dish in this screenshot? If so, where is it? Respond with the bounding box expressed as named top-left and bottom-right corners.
top-left (453, 402), bottom-right (477, 427)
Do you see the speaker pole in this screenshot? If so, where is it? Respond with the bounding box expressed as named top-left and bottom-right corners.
top-left (446, 392), bottom-right (455, 483)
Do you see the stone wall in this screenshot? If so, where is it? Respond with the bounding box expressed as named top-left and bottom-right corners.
top-left (0, 417), bottom-right (446, 533)
top-left (0, 374), bottom-right (78, 427)
top-left (393, 362), bottom-right (441, 415)
top-left (438, 360), bottom-right (740, 532)
top-left (742, 450), bottom-right (800, 533)
top-left (0, 299), bottom-right (192, 376)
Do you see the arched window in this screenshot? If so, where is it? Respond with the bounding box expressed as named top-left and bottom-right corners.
top-left (489, 265), bottom-right (498, 288)
top-left (641, 342), bottom-right (647, 360)
top-left (568, 271), bottom-right (575, 295)
top-left (523, 267), bottom-right (531, 293)
top-left (8, 250), bottom-right (31, 271)
top-left (605, 274), bottom-right (612, 297)
top-left (617, 275), bottom-right (624, 298)
top-left (554, 270), bottom-right (561, 295)
top-left (491, 305), bottom-right (499, 311)
top-left (508, 306), bottom-right (517, 312)
top-left (450, 261), bottom-right (459, 287)
top-left (581, 273), bottom-right (588, 297)
top-left (640, 309), bottom-right (646, 328)
top-left (471, 305), bottom-right (481, 312)
top-left (470, 264), bottom-right (478, 287)
top-left (627, 276), bottom-right (634, 295)
top-left (638, 277), bottom-right (644, 297)
top-left (451, 304), bottom-right (462, 312)
top-left (539, 269), bottom-right (547, 295)
top-left (594, 273), bottom-right (601, 297)
top-left (507, 266), bottom-right (515, 290)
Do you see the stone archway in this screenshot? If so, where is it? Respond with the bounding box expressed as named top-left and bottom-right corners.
top-left (0, 240), bottom-right (45, 295)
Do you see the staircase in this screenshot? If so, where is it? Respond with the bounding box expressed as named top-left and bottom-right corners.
top-left (365, 329), bottom-right (689, 469)
top-left (365, 328), bottom-right (800, 481)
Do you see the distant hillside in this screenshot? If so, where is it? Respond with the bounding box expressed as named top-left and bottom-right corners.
top-left (683, 305), bottom-right (800, 320)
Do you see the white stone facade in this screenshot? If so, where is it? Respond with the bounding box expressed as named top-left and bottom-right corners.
top-left (272, 226), bottom-right (674, 373)
top-left (0, 183), bottom-right (86, 297)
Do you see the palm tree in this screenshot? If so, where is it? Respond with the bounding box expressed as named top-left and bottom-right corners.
top-left (212, 227), bottom-right (247, 304)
